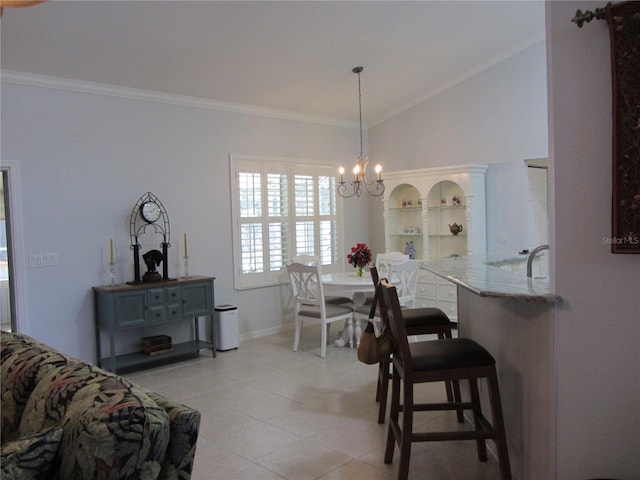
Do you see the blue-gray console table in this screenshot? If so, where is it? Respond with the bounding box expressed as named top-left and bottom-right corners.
top-left (93, 276), bottom-right (216, 373)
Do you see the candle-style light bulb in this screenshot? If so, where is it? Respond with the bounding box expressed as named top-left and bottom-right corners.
top-left (375, 164), bottom-right (382, 180)
top-left (338, 166), bottom-right (345, 182)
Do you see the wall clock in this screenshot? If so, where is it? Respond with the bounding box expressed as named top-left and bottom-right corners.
top-left (140, 201), bottom-right (162, 223)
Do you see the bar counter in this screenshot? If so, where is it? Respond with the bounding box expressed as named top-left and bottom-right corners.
top-left (421, 255), bottom-right (563, 304)
top-left (420, 255), bottom-right (562, 480)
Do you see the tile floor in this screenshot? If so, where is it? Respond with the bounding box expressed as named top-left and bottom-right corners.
top-left (125, 326), bottom-right (503, 480)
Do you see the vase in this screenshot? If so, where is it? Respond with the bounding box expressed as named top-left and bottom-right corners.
top-left (356, 267), bottom-right (365, 277)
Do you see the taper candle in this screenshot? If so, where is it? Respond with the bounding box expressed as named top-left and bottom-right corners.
top-left (184, 233), bottom-right (188, 258)
top-left (109, 239), bottom-right (114, 264)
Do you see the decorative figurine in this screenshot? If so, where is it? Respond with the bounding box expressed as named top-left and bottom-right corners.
top-left (404, 241), bottom-right (416, 259)
top-left (142, 249), bottom-right (164, 282)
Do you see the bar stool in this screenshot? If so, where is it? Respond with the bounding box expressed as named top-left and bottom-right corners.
top-left (357, 266), bottom-right (458, 424)
top-left (379, 278), bottom-right (511, 480)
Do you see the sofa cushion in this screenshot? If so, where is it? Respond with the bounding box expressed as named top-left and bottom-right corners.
top-left (18, 361), bottom-right (170, 480)
top-left (1, 426), bottom-right (63, 480)
top-left (1, 331), bottom-right (69, 443)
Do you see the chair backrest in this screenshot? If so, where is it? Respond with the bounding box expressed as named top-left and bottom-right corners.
top-left (291, 254), bottom-right (324, 274)
top-left (379, 278), bottom-right (413, 373)
top-left (376, 252), bottom-right (409, 277)
top-left (291, 254), bottom-right (318, 265)
top-left (286, 262), bottom-right (326, 312)
top-left (387, 260), bottom-right (420, 308)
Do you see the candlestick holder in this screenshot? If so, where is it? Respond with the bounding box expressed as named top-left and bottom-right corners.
top-left (183, 256), bottom-right (190, 278)
top-left (109, 262), bottom-right (116, 286)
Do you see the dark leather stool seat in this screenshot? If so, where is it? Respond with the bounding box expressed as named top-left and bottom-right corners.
top-left (379, 279), bottom-right (512, 480)
top-left (410, 337), bottom-right (495, 370)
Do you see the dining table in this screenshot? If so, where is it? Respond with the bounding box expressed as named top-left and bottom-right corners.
top-left (320, 271), bottom-right (375, 349)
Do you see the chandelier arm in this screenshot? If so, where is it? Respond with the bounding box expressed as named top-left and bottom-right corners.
top-left (337, 181), bottom-right (360, 198)
top-left (363, 180), bottom-right (385, 197)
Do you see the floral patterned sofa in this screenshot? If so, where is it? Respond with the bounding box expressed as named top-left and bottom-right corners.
top-left (1, 330), bottom-right (200, 479)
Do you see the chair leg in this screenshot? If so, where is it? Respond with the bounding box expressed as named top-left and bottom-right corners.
top-left (293, 317), bottom-right (302, 351)
top-left (375, 360), bottom-right (383, 402)
top-left (453, 379), bottom-right (464, 422)
top-left (469, 378), bottom-right (488, 462)
top-left (377, 356), bottom-right (390, 424)
top-left (487, 370), bottom-right (512, 480)
top-left (320, 323), bottom-right (328, 358)
top-left (397, 377), bottom-right (413, 480)
top-left (384, 363), bottom-right (401, 465)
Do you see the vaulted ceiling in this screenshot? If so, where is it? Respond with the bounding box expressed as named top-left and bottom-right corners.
top-left (1, 1), bottom-right (545, 126)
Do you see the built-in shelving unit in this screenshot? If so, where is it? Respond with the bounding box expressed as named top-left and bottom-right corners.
top-left (382, 165), bottom-right (488, 322)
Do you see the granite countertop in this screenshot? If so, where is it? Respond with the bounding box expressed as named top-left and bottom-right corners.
top-left (420, 256), bottom-right (563, 305)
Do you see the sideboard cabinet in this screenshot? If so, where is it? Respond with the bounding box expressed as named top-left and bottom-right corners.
top-left (93, 276), bottom-right (216, 373)
top-left (383, 165), bottom-right (487, 322)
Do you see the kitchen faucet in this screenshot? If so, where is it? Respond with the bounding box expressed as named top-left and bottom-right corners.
top-left (526, 244), bottom-right (549, 277)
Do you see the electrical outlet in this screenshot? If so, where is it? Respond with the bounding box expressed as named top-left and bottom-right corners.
top-left (498, 232), bottom-right (508, 244)
top-left (29, 254), bottom-right (44, 268)
top-left (43, 253), bottom-right (58, 266)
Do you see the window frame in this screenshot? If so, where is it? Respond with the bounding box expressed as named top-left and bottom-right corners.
top-left (230, 154), bottom-right (344, 290)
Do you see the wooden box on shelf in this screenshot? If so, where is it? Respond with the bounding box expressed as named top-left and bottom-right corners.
top-left (141, 335), bottom-right (173, 355)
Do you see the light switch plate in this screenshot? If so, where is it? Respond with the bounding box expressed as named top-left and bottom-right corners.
top-left (29, 254), bottom-right (44, 268)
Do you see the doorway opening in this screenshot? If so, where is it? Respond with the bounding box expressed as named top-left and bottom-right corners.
top-left (1, 169), bottom-right (16, 331)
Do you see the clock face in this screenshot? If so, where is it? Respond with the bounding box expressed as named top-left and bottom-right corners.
top-left (140, 201), bottom-right (161, 223)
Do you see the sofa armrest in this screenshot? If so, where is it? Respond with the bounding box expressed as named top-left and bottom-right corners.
top-left (144, 391), bottom-right (200, 480)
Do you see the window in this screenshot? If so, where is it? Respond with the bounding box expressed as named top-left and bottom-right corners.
top-left (231, 155), bottom-right (343, 289)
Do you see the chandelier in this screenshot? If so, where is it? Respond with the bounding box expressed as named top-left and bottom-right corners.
top-left (338, 66), bottom-right (385, 198)
top-left (0, 0), bottom-right (46, 17)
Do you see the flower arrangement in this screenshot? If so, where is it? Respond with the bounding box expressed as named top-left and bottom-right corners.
top-left (347, 243), bottom-right (372, 275)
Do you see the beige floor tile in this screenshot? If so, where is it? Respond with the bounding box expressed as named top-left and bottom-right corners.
top-left (123, 326), bottom-right (506, 480)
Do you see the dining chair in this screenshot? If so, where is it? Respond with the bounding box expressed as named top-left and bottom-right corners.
top-left (357, 266), bottom-right (458, 423)
top-left (290, 255), bottom-right (352, 305)
top-left (378, 278), bottom-right (512, 480)
top-left (360, 252), bottom-right (410, 306)
top-left (354, 260), bottom-right (419, 344)
top-left (386, 259), bottom-right (420, 308)
top-left (286, 262), bottom-right (354, 358)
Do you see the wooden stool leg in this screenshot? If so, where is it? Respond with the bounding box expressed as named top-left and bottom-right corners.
top-left (378, 356), bottom-right (391, 424)
top-left (487, 370), bottom-right (512, 480)
top-left (396, 377), bottom-right (413, 480)
top-left (384, 363), bottom-right (401, 465)
top-left (469, 378), bottom-right (488, 462)
top-left (376, 360), bottom-right (384, 402)
top-left (453, 379), bottom-right (464, 422)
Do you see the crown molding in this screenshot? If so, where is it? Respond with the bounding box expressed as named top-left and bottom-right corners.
top-left (1, 70), bottom-right (359, 129)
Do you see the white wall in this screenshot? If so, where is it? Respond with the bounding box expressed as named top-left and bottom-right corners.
top-left (547, 2), bottom-right (640, 478)
top-left (1, 81), bottom-right (368, 362)
top-left (368, 41), bottom-right (549, 257)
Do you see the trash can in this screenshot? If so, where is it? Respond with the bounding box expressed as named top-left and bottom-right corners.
top-left (215, 304), bottom-right (238, 351)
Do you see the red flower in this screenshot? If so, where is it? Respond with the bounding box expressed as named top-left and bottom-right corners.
top-left (347, 243), bottom-right (372, 268)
